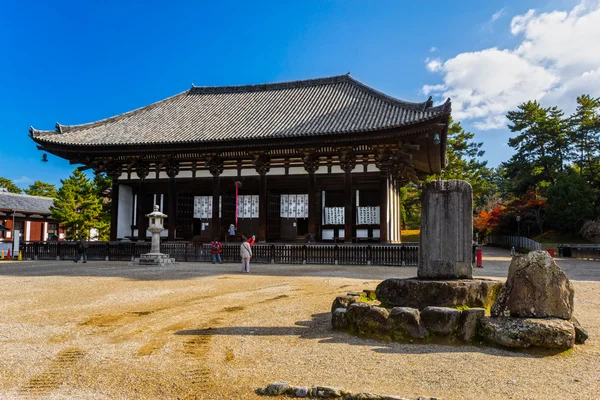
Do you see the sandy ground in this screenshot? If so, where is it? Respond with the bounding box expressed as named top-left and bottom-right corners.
top-left (0, 247), bottom-right (598, 400)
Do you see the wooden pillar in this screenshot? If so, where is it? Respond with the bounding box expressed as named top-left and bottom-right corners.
top-left (303, 153), bottom-right (319, 242)
top-left (167, 179), bottom-right (176, 240)
top-left (339, 150), bottom-right (355, 243)
top-left (379, 172), bottom-right (388, 243)
top-left (110, 180), bottom-right (120, 241)
top-left (137, 182), bottom-right (146, 240)
top-left (211, 173), bottom-right (221, 239)
top-left (208, 157), bottom-right (224, 240)
top-left (258, 172), bottom-right (267, 242)
top-left (166, 160), bottom-right (179, 241)
top-left (108, 168), bottom-right (121, 242)
top-left (344, 169), bottom-right (353, 243)
top-left (254, 154), bottom-right (270, 243)
top-left (136, 162), bottom-right (149, 241)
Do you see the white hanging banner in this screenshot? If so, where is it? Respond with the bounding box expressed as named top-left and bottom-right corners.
top-left (304, 194), bottom-right (309, 218)
top-left (289, 195), bottom-right (297, 218)
top-left (356, 206), bottom-right (380, 225)
top-left (324, 207), bottom-right (345, 225)
top-left (281, 195), bottom-right (288, 218)
top-left (296, 194), bottom-right (305, 219)
top-left (251, 195), bottom-right (259, 218)
top-left (244, 195), bottom-right (251, 219)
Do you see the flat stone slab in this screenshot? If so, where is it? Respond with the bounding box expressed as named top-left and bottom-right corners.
top-left (479, 317), bottom-right (576, 349)
top-left (376, 278), bottom-right (502, 310)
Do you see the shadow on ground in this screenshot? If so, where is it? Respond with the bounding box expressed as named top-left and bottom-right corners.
top-left (175, 312), bottom-right (569, 358)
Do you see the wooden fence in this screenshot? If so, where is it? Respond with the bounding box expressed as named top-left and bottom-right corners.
top-left (486, 235), bottom-right (543, 251)
top-left (558, 244), bottom-right (600, 260)
top-left (21, 241), bottom-right (419, 266)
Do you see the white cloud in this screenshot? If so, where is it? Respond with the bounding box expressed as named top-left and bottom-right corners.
top-left (13, 176), bottom-right (32, 184)
top-left (429, 46), bottom-right (438, 53)
top-left (491, 7), bottom-right (506, 22)
top-left (425, 58), bottom-right (442, 72)
top-left (423, 1), bottom-right (600, 130)
top-left (421, 84), bottom-right (447, 95)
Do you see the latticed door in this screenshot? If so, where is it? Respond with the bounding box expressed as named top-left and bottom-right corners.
top-left (176, 194), bottom-right (194, 239)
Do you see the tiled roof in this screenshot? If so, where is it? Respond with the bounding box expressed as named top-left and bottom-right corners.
top-left (0, 190), bottom-right (54, 214)
top-left (30, 74), bottom-right (451, 147)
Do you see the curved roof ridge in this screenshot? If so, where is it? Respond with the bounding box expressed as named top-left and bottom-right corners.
top-left (31, 89), bottom-right (190, 136)
top-left (345, 75), bottom-right (432, 111)
top-left (190, 74), bottom-right (350, 94)
top-left (428, 97), bottom-right (452, 113)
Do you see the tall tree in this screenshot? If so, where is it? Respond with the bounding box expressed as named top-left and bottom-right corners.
top-left (569, 94), bottom-right (600, 184)
top-left (502, 101), bottom-right (570, 195)
top-left (439, 119), bottom-right (496, 210)
top-left (0, 177), bottom-right (22, 193)
top-left (51, 169), bottom-right (107, 240)
top-left (24, 180), bottom-right (57, 197)
top-left (546, 171), bottom-right (596, 234)
top-left (92, 172), bottom-right (112, 241)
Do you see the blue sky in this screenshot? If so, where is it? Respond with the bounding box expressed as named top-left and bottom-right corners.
top-left (1, 0), bottom-right (592, 189)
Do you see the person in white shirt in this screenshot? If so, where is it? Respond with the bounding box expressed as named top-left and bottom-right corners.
top-left (240, 235), bottom-right (252, 273)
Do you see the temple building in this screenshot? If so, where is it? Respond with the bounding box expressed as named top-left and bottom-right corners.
top-left (30, 75), bottom-right (451, 243)
top-left (0, 188), bottom-right (65, 243)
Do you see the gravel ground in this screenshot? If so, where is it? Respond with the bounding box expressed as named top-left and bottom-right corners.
top-left (0, 246), bottom-right (598, 399)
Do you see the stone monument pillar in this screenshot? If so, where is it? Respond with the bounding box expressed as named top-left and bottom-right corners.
top-left (418, 180), bottom-right (472, 279)
top-left (133, 205), bottom-right (175, 266)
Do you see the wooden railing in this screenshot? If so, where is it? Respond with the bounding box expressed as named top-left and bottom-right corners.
top-left (558, 244), bottom-right (600, 260)
top-left (487, 235), bottom-right (543, 251)
top-left (20, 241), bottom-right (419, 266)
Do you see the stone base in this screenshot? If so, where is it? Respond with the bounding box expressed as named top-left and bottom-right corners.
top-left (131, 253), bottom-right (176, 266)
top-left (479, 317), bottom-right (575, 349)
top-left (376, 278), bottom-right (502, 311)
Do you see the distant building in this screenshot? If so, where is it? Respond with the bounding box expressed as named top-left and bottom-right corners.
top-left (31, 75), bottom-right (451, 243)
top-left (0, 188), bottom-right (64, 242)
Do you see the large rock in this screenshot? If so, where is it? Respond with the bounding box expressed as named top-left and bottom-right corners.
top-left (388, 307), bottom-right (427, 339)
top-left (419, 180), bottom-right (473, 279)
top-left (491, 251), bottom-right (574, 319)
top-left (331, 295), bottom-right (360, 313)
top-left (457, 308), bottom-right (486, 342)
top-left (376, 278), bottom-right (502, 310)
top-left (421, 306), bottom-right (460, 335)
top-left (479, 317), bottom-right (576, 349)
top-left (346, 303), bottom-right (372, 332)
top-left (355, 306), bottom-right (390, 336)
top-left (332, 308), bottom-right (349, 330)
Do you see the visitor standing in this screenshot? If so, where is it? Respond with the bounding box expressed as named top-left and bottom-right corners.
top-left (228, 224), bottom-right (236, 241)
top-left (247, 234), bottom-right (256, 247)
top-left (211, 237), bottom-right (223, 264)
top-left (240, 235), bottom-right (252, 273)
top-left (74, 236), bottom-right (88, 263)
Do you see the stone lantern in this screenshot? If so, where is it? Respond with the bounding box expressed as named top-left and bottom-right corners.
top-left (133, 205), bottom-right (175, 265)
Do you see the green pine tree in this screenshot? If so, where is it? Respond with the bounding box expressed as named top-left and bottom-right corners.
top-left (502, 101), bottom-right (571, 195)
top-left (569, 94), bottom-right (600, 185)
top-left (24, 180), bottom-right (57, 197)
top-left (51, 169), bottom-right (107, 240)
top-left (0, 177), bottom-right (22, 193)
top-left (92, 172), bottom-right (112, 241)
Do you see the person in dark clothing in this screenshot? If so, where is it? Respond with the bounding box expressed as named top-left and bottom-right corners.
top-left (74, 236), bottom-right (89, 263)
top-left (211, 237), bottom-right (223, 264)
